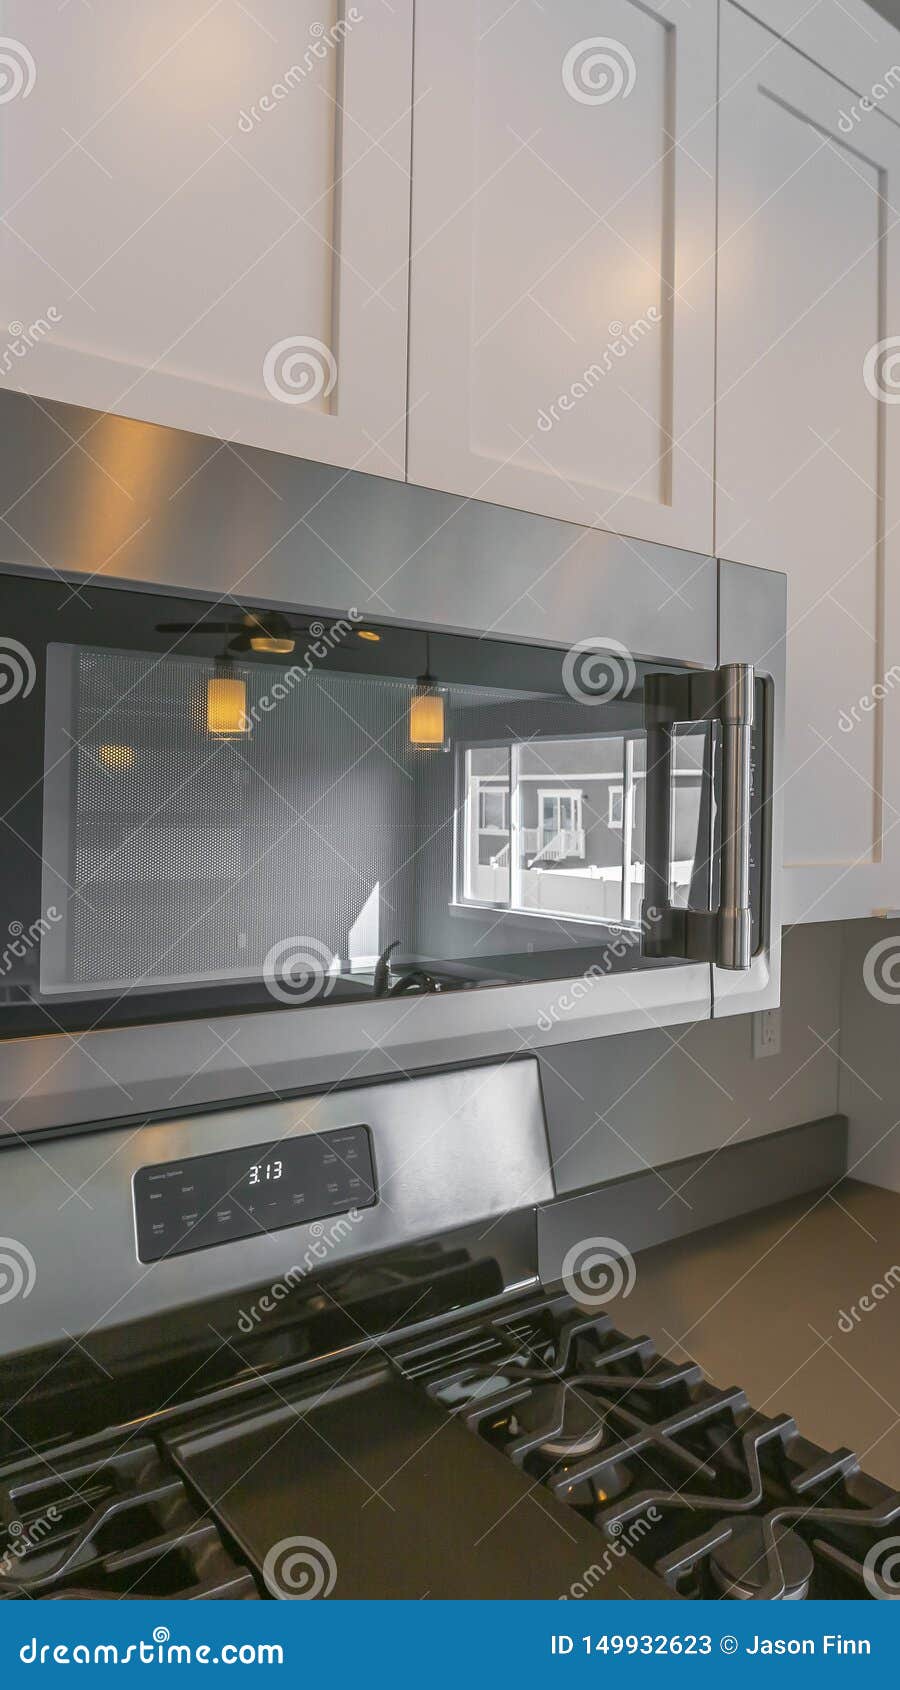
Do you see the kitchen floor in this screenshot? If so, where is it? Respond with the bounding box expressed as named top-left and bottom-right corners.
top-left (609, 1179), bottom-right (900, 1490)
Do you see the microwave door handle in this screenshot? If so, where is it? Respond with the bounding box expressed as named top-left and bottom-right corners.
top-left (641, 678), bottom-right (679, 957)
top-left (641, 662), bottom-right (755, 972)
top-left (717, 663), bottom-right (754, 970)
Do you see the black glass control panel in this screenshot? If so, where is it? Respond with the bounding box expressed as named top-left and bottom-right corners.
top-left (133, 1126), bottom-right (376, 1263)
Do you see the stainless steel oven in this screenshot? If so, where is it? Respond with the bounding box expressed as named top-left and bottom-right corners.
top-left (0, 400), bottom-right (784, 1137)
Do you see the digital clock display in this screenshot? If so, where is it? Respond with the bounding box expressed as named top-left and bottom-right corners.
top-left (248, 1159), bottom-right (283, 1185)
top-left (133, 1125), bottom-right (376, 1262)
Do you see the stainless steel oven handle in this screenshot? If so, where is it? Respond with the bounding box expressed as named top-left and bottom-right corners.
top-left (716, 663), bottom-right (754, 971)
top-left (641, 661), bottom-right (755, 971)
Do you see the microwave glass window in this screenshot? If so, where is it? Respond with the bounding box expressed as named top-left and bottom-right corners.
top-left (0, 573), bottom-right (725, 1036)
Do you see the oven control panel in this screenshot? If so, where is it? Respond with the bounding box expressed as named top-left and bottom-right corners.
top-left (133, 1125), bottom-right (376, 1263)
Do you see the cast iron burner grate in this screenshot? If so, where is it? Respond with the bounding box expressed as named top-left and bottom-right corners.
top-left (0, 1438), bottom-right (258, 1600)
top-left (395, 1294), bottom-right (900, 1600)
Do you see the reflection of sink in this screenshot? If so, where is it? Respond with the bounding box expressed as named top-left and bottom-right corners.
top-left (362, 953), bottom-right (514, 997)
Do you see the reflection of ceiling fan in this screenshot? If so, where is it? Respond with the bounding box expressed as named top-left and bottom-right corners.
top-left (156, 610), bottom-right (380, 657)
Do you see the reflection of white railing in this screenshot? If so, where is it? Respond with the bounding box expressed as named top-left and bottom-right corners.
top-left (489, 842), bottom-right (510, 869)
top-left (522, 827), bottom-right (585, 863)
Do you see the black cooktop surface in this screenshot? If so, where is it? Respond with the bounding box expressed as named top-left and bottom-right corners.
top-left (1, 1290), bottom-right (897, 1600)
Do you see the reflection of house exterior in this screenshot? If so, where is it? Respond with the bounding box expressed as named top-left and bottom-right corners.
top-left (463, 733), bottom-right (705, 925)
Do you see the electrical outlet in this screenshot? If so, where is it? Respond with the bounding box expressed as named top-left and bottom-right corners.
top-left (752, 1007), bottom-right (782, 1059)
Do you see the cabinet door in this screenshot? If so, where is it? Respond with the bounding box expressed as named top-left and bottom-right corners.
top-left (408, 0), bottom-right (717, 551)
top-left (0, 1), bottom-right (412, 477)
top-left (717, 2), bottom-right (900, 923)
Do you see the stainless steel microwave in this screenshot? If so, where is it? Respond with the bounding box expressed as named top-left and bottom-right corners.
top-left (0, 401), bottom-right (784, 1137)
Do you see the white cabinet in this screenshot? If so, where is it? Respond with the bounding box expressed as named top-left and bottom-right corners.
top-left (716, 1), bottom-right (900, 924)
top-left (0, 0), bottom-right (413, 477)
top-left (407, 0), bottom-right (717, 552)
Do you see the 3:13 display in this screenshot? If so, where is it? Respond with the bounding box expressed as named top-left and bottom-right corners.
top-left (248, 1159), bottom-right (283, 1185)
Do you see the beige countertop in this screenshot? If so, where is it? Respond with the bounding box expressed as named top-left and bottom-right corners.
top-left (606, 1177), bottom-right (900, 1491)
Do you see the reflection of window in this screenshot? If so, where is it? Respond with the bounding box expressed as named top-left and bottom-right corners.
top-left (457, 728), bottom-right (710, 929)
top-left (458, 737), bottom-right (635, 926)
top-left (477, 784), bottom-right (508, 832)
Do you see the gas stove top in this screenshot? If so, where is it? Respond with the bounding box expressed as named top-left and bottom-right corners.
top-left (396, 1296), bottom-right (900, 1602)
top-left (1, 1291), bottom-right (897, 1601)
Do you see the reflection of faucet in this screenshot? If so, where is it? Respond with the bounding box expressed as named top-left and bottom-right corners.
top-left (373, 941), bottom-right (400, 997)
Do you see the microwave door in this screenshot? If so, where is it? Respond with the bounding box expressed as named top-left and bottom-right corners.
top-left (641, 663), bottom-right (756, 972)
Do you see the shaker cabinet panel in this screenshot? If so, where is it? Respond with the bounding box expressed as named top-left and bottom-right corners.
top-left (716, 2), bottom-right (900, 922)
top-left (407, 0), bottom-right (717, 552)
top-left (0, 1), bottom-right (413, 477)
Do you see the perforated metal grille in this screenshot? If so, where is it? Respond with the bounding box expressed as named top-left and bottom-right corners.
top-left (43, 646), bottom-right (423, 992)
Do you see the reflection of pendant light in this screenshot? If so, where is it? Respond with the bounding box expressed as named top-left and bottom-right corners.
top-left (246, 612), bottom-right (295, 655)
top-left (207, 657), bottom-right (250, 737)
top-left (98, 743), bottom-right (135, 771)
top-left (409, 634), bottom-right (449, 752)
